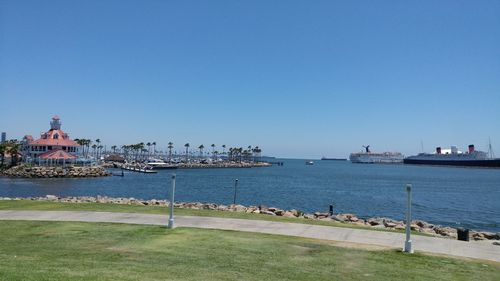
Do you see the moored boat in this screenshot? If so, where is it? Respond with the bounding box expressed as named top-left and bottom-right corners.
top-left (118, 162), bottom-right (158, 173)
top-left (404, 144), bottom-right (500, 168)
top-left (321, 157), bottom-right (347, 161)
top-left (147, 159), bottom-right (178, 170)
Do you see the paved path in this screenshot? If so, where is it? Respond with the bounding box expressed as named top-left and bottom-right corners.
top-left (1, 210), bottom-right (499, 262)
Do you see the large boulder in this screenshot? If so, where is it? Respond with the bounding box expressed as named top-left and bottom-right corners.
top-left (481, 232), bottom-right (500, 240)
top-left (282, 211), bottom-right (296, 218)
top-left (314, 212), bottom-right (329, 219)
top-left (261, 210), bottom-right (276, 216)
top-left (367, 217), bottom-right (384, 226)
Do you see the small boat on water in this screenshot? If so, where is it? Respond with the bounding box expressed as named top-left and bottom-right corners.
top-left (305, 161), bottom-right (314, 165)
top-left (147, 159), bottom-right (178, 170)
top-left (119, 163), bottom-right (158, 173)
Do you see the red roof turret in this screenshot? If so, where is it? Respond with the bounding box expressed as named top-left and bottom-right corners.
top-left (30, 116), bottom-right (79, 147)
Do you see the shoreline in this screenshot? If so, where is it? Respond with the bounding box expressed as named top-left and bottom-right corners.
top-left (1, 165), bottom-right (111, 178)
top-left (106, 161), bottom-right (273, 170)
top-left (172, 162), bottom-right (272, 169)
top-left (0, 162), bottom-right (273, 179)
top-left (1, 195), bottom-right (498, 241)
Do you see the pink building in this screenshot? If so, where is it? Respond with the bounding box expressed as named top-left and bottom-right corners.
top-left (24, 116), bottom-right (80, 160)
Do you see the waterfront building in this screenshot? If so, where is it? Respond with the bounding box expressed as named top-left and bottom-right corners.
top-left (23, 116), bottom-right (80, 160)
top-left (1, 132), bottom-right (6, 143)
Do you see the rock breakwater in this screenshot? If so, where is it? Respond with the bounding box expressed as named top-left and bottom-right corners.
top-left (1, 165), bottom-right (111, 178)
top-left (1, 195), bottom-right (498, 241)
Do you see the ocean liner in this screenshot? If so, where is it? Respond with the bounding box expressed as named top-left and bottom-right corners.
top-left (404, 144), bottom-right (500, 167)
top-left (349, 145), bottom-right (404, 164)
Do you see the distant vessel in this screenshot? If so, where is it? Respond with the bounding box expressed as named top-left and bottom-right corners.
top-left (404, 144), bottom-right (500, 168)
top-left (349, 145), bottom-right (404, 164)
top-left (121, 164), bottom-right (158, 173)
top-left (321, 157), bottom-right (347, 161)
top-left (146, 159), bottom-right (178, 170)
top-left (305, 161), bottom-right (314, 165)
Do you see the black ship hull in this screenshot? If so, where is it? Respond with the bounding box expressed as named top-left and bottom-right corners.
top-left (403, 158), bottom-right (500, 168)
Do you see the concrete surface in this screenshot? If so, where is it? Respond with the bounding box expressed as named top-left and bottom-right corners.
top-left (0, 210), bottom-right (498, 262)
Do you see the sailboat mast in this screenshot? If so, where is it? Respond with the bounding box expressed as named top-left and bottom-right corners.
top-left (488, 137), bottom-right (495, 159)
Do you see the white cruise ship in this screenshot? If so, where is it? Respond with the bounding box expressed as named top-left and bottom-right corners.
top-left (349, 145), bottom-right (404, 164)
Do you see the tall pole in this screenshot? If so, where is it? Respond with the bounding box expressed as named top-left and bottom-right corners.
top-left (233, 179), bottom-right (238, 205)
top-left (168, 174), bottom-right (176, 229)
top-left (404, 184), bottom-right (413, 253)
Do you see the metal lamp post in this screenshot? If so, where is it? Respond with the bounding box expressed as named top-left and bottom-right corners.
top-left (404, 184), bottom-right (413, 253)
top-left (233, 179), bottom-right (238, 205)
top-left (168, 174), bottom-right (176, 229)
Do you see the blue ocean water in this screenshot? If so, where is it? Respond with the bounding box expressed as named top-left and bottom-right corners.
top-left (1, 159), bottom-right (499, 232)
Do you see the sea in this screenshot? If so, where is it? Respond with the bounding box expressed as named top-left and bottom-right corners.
top-left (1, 159), bottom-right (499, 232)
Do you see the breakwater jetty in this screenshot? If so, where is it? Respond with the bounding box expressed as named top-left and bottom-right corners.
top-left (2, 195), bottom-right (498, 242)
top-left (1, 165), bottom-right (111, 178)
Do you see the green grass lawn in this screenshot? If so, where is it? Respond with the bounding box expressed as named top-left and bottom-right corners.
top-left (0, 221), bottom-right (498, 281)
top-left (0, 200), bottom-right (427, 235)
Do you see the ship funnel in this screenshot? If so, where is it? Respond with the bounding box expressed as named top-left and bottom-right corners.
top-left (436, 147), bottom-right (442, 154)
top-left (451, 146), bottom-right (458, 154)
top-left (468, 144), bottom-right (475, 153)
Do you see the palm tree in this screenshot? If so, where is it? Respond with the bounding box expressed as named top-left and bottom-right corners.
top-left (75, 139), bottom-right (85, 156)
top-left (138, 143), bottom-right (145, 161)
top-left (152, 142), bottom-right (156, 156)
top-left (75, 138), bottom-right (83, 156)
top-left (81, 139), bottom-right (90, 158)
top-left (211, 144), bottom-right (216, 160)
top-left (0, 142), bottom-right (7, 167)
top-left (134, 144), bottom-right (139, 160)
top-left (198, 144), bottom-right (204, 158)
top-left (91, 144), bottom-right (97, 158)
top-left (86, 139), bottom-right (91, 158)
top-left (146, 142), bottom-right (151, 158)
top-left (184, 143), bottom-right (190, 163)
top-left (168, 142), bottom-right (174, 162)
top-left (6, 140), bottom-right (21, 166)
top-left (111, 145), bottom-right (117, 154)
top-left (247, 146), bottom-right (252, 161)
top-left (95, 139), bottom-right (101, 158)
top-left (238, 147), bottom-right (243, 162)
top-left (222, 145), bottom-right (226, 160)
top-left (98, 145), bottom-right (103, 159)
top-left (121, 145), bottom-right (128, 158)
top-left (242, 149), bottom-right (251, 161)
top-left (253, 146), bottom-right (262, 162)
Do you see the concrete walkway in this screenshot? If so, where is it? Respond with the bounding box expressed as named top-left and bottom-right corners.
top-left (1, 210), bottom-right (499, 263)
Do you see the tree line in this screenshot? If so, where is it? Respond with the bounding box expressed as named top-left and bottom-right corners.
top-left (0, 140), bottom-right (21, 167)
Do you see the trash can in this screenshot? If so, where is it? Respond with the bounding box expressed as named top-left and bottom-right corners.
top-left (457, 228), bottom-right (469, 241)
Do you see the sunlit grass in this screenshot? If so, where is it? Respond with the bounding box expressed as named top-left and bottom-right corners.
top-left (0, 221), bottom-right (498, 281)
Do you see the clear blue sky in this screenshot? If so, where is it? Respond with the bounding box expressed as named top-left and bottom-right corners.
top-left (1, 1), bottom-right (499, 158)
